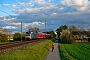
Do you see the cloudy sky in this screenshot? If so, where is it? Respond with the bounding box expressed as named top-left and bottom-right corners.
top-left (0, 0), bottom-right (90, 33)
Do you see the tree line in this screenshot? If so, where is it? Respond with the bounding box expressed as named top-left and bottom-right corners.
top-left (56, 25), bottom-right (90, 44)
top-left (1, 25), bottom-right (90, 43)
top-left (0, 27), bottom-right (56, 42)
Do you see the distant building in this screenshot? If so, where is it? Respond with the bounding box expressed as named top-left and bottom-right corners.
top-left (74, 35), bottom-right (89, 42)
top-left (60, 29), bottom-right (89, 42)
top-left (7, 35), bottom-right (13, 40)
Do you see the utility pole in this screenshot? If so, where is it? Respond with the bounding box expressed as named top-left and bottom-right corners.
top-left (45, 20), bottom-right (46, 33)
top-left (21, 21), bottom-right (22, 41)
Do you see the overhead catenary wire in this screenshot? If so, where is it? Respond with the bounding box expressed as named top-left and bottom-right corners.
top-left (0, 1), bottom-right (46, 33)
top-left (0, 3), bottom-right (19, 18)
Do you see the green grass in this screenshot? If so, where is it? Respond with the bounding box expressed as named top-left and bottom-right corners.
top-left (0, 40), bottom-right (18, 44)
top-left (0, 39), bottom-right (55, 60)
top-left (0, 42), bottom-right (10, 44)
top-left (59, 42), bottom-right (90, 60)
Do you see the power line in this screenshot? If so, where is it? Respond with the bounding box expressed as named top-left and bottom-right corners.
top-left (0, 3), bottom-right (18, 17)
top-left (0, 3), bottom-right (12, 9)
top-left (0, 10), bottom-right (12, 16)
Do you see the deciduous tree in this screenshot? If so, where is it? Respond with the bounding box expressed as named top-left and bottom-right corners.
top-left (13, 33), bottom-right (21, 41)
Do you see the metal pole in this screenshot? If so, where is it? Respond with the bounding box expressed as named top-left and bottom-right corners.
top-left (21, 21), bottom-right (22, 41)
top-left (45, 20), bottom-right (46, 38)
top-left (45, 20), bottom-right (46, 32)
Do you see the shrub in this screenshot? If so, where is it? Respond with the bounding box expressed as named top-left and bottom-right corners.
top-left (60, 30), bottom-right (74, 44)
top-left (13, 33), bottom-right (21, 41)
top-left (0, 33), bottom-right (8, 42)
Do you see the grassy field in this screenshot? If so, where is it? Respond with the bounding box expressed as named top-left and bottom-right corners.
top-left (0, 38), bottom-right (55, 60)
top-left (59, 42), bottom-right (90, 60)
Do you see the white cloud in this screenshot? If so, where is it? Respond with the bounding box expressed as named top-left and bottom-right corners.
top-left (72, 0), bottom-right (89, 6)
top-left (4, 18), bottom-right (16, 21)
top-left (60, 0), bottom-right (90, 11)
top-left (0, 0), bottom-right (90, 32)
top-left (30, 21), bottom-right (44, 27)
top-left (25, 8), bottom-right (40, 13)
top-left (50, 12), bottom-right (57, 17)
top-left (12, 4), bottom-right (17, 8)
top-left (3, 17), bottom-right (16, 23)
top-left (77, 7), bottom-right (87, 11)
top-left (3, 4), bottom-right (10, 6)
top-left (13, 9), bottom-right (25, 14)
top-left (11, 22), bottom-right (21, 26)
top-left (18, 2), bottom-right (29, 6)
top-left (3, 26), bottom-right (17, 29)
top-left (37, 0), bottom-right (57, 9)
top-left (22, 21), bottom-right (45, 29)
top-left (60, 0), bottom-right (89, 7)
top-left (12, 0), bottom-right (60, 15)
top-left (60, 0), bottom-right (72, 6)
top-left (22, 23), bottom-right (29, 28)
top-left (16, 0), bottom-right (35, 7)
top-left (0, 16), bottom-right (4, 18)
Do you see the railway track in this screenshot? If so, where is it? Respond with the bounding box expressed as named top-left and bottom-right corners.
top-left (0, 39), bottom-right (45, 54)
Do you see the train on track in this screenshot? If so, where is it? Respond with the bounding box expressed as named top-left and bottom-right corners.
top-left (25, 32), bottom-right (51, 40)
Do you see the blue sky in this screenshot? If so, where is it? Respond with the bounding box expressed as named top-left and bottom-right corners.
top-left (0, 0), bottom-right (90, 33)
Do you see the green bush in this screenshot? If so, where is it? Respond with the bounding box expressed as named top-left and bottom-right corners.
top-left (0, 33), bottom-right (8, 42)
top-left (60, 30), bottom-right (74, 44)
top-left (13, 33), bottom-right (21, 41)
top-left (51, 38), bottom-right (56, 42)
top-left (60, 36), bottom-right (73, 44)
